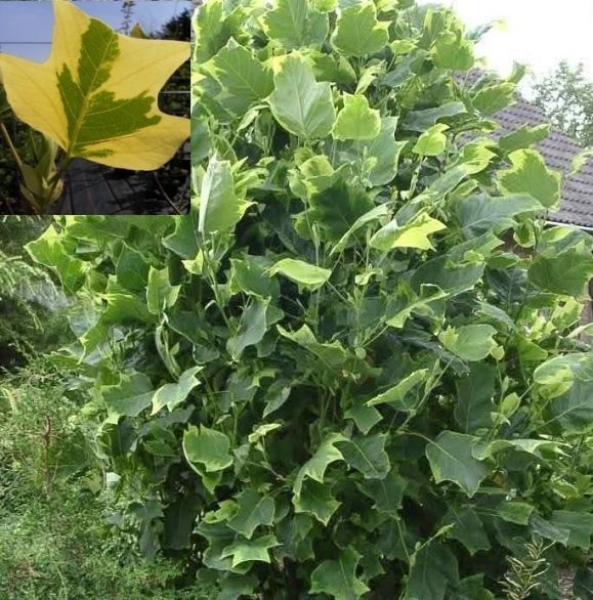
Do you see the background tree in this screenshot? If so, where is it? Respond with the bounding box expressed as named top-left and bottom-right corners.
top-left (532, 60), bottom-right (593, 146)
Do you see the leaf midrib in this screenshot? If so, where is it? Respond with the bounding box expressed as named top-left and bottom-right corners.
top-left (67, 34), bottom-right (117, 156)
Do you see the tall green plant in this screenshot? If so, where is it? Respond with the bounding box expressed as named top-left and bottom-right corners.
top-left (26, 0), bottom-right (593, 598)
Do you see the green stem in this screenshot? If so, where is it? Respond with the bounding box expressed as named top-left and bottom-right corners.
top-left (34, 155), bottom-right (72, 215)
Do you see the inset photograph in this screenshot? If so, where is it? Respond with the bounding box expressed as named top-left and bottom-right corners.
top-left (0, 0), bottom-right (191, 215)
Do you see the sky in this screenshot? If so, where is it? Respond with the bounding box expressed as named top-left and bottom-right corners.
top-left (0, 0), bottom-right (191, 62)
top-left (418, 0), bottom-right (593, 85)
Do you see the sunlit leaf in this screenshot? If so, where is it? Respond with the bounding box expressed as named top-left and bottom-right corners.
top-left (269, 258), bottom-right (331, 290)
top-left (198, 156), bottom-right (252, 236)
top-left (207, 41), bottom-right (274, 116)
top-left (498, 149), bottom-right (561, 208)
top-left (332, 93), bottom-right (381, 140)
top-left (370, 212), bottom-right (446, 251)
top-left (263, 0), bottom-right (328, 49)
top-left (412, 124), bottom-right (449, 156)
top-left (268, 54), bottom-right (336, 139)
top-left (183, 425), bottom-right (233, 473)
top-left (439, 324), bottom-right (498, 362)
top-left (331, 3), bottom-right (389, 57)
top-left (152, 366), bottom-right (202, 415)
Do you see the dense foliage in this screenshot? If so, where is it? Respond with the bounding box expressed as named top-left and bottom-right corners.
top-left (19, 0), bottom-right (593, 598)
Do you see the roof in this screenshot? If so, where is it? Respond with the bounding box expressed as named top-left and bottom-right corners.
top-left (488, 98), bottom-right (593, 229)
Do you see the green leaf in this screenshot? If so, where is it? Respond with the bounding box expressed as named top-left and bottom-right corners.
top-left (357, 469), bottom-right (407, 515)
top-left (25, 226), bottom-right (86, 294)
top-left (278, 324), bottom-right (348, 368)
top-left (216, 574), bottom-right (258, 600)
top-left (426, 431), bottom-right (490, 497)
top-left (454, 363), bottom-right (496, 433)
top-left (471, 82), bottom-right (515, 115)
top-left (337, 116), bottom-right (407, 187)
top-left (333, 93), bottom-right (381, 140)
top-left (190, 114), bottom-right (211, 164)
top-left (226, 298), bottom-right (270, 360)
top-left (432, 35), bottom-right (474, 71)
top-left (330, 204), bottom-right (391, 256)
top-left (183, 425), bottom-right (233, 473)
top-left (439, 324), bottom-right (497, 362)
top-left (221, 534), bottom-right (279, 567)
top-left (229, 256), bottom-right (279, 298)
top-left (528, 251), bottom-right (593, 297)
top-left (310, 548), bottom-right (370, 600)
top-left (228, 489), bottom-right (275, 539)
top-left (574, 567), bottom-right (593, 598)
top-left (455, 193), bottom-right (543, 238)
top-left (162, 215), bottom-right (199, 259)
top-left (269, 258), bottom-right (331, 290)
top-left (366, 369), bottom-right (427, 410)
top-left (443, 506), bottom-right (490, 555)
top-left (198, 156), bottom-right (252, 236)
top-left (344, 402), bottom-right (383, 434)
top-left (114, 243), bottom-right (150, 293)
top-left (102, 371), bottom-right (153, 423)
top-left (208, 41), bottom-right (274, 116)
top-left (404, 542), bottom-right (459, 600)
top-left (411, 256), bottom-right (484, 296)
top-left (370, 212), bottom-right (446, 251)
top-left (386, 286), bottom-right (448, 329)
top-left (530, 514), bottom-right (570, 545)
top-left (336, 434), bottom-right (390, 479)
top-left (151, 366), bottom-right (202, 415)
top-left (293, 479), bottom-right (341, 525)
top-left (263, 0), bottom-right (328, 49)
top-left (570, 148), bottom-right (593, 175)
top-left (403, 101), bottom-right (467, 132)
top-left (193, 0), bottom-right (230, 62)
top-left (412, 124), bottom-right (449, 156)
top-left (268, 54), bottom-right (336, 140)
top-left (163, 495), bottom-right (199, 551)
top-left (277, 514), bottom-right (315, 562)
top-left (146, 266), bottom-right (180, 315)
top-left (300, 179), bottom-right (375, 242)
top-left (331, 3), bottom-right (389, 57)
top-left (499, 123), bottom-right (550, 153)
top-left (549, 511), bottom-right (593, 549)
top-left (451, 575), bottom-right (495, 600)
top-left (498, 501), bottom-right (535, 525)
top-left (498, 149), bottom-right (561, 208)
top-left (293, 432), bottom-right (346, 495)
top-left (548, 380), bottom-right (593, 432)
top-left (472, 438), bottom-right (564, 461)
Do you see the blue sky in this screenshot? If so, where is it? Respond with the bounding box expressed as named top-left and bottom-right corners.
top-left (0, 0), bottom-right (191, 62)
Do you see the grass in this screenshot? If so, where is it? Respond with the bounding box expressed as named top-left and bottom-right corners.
top-left (0, 359), bottom-right (213, 600)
